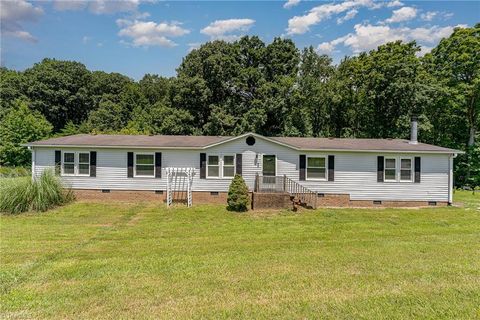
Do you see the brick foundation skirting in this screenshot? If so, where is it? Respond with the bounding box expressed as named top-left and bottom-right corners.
top-left (316, 193), bottom-right (448, 208)
top-left (73, 189), bottom-right (229, 204)
top-left (72, 189), bottom-right (447, 208)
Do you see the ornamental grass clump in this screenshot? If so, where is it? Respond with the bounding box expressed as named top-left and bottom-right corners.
top-left (0, 170), bottom-right (74, 214)
top-left (227, 174), bottom-right (250, 212)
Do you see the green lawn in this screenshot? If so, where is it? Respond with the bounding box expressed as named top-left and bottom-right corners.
top-left (1, 191), bottom-right (479, 319)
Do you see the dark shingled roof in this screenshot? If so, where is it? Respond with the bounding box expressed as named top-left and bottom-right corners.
top-left (270, 137), bottom-right (460, 153)
top-left (27, 133), bottom-right (462, 153)
top-left (28, 134), bottom-right (231, 148)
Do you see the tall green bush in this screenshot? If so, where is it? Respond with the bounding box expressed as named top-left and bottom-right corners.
top-left (0, 170), bottom-right (74, 214)
top-left (227, 174), bottom-right (250, 212)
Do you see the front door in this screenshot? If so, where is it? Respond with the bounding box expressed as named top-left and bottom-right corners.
top-left (262, 155), bottom-right (276, 189)
top-left (262, 155), bottom-right (276, 176)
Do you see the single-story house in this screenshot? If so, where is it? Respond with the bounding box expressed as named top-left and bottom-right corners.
top-left (26, 119), bottom-right (462, 208)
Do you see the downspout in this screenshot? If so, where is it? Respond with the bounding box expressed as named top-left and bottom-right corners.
top-left (30, 146), bottom-right (36, 181)
top-left (448, 153), bottom-right (458, 205)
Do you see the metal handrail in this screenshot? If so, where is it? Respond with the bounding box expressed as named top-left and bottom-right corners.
top-left (254, 174), bottom-right (317, 209)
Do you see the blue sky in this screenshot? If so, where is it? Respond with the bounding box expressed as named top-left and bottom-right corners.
top-left (1, 0), bottom-right (479, 80)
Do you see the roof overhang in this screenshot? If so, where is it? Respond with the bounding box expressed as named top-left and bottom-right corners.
top-left (24, 132), bottom-right (464, 154)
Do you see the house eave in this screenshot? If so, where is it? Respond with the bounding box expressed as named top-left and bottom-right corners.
top-left (23, 143), bottom-right (463, 154)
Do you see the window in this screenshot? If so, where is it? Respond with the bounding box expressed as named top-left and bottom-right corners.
top-left (382, 157), bottom-right (413, 182)
top-left (400, 158), bottom-right (412, 181)
top-left (307, 157), bottom-right (326, 180)
top-left (62, 151), bottom-right (91, 176)
top-left (78, 152), bottom-right (90, 176)
top-left (223, 155), bottom-right (235, 178)
top-left (207, 155), bottom-right (219, 177)
top-left (207, 154), bottom-right (236, 178)
top-left (135, 153), bottom-right (154, 177)
top-left (384, 158), bottom-right (397, 181)
top-left (62, 152), bottom-right (75, 175)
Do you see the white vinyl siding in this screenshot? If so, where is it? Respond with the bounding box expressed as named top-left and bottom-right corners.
top-left (33, 137), bottom-right (451, 202)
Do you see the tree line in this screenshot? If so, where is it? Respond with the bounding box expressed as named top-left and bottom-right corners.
top-left (0, 24), bottom-right (478, 187)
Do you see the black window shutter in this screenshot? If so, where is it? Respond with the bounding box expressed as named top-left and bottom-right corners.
top-left (299, 155), bottom-right (306, 181)
top-left (127, 152), bottom-right (134, 178)
top-left (377, 156), bottom-right (384, 182)
top-left (155, 152), bottom-right (162, 178)
top-left (236, 153), bottom-right (242, 176)
top-left (90, 151), bottom-right (97, 177)
top-left (414, 156), bottom-right (421, 183)
top-left (200, 153), bottom-right (206, 179)
top-left (55, 150), bottom-right (61, 175)
top-left (328, 155), bottom-right (335, 181)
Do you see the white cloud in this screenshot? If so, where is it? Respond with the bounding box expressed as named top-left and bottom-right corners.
top-left (317, 23), bottom-right (466, 54)
top-left (201, 19), bottom-right (255, 40)
top-left (420, 11), bottom-right (437, 21)
top-left (443, 12), bottom-right (454, 19)
top-left (420, 11), bottom-right (453, 21)
top-left (82, 36), bottom-right (91, 44)
top-left (384, 7), bottom-right (417, 24)
top-left (283, 0), bottom-right (300, 9)
top-left (386, 0), bottom-right (403, 7)
top-left (286, 0), bottom-right (383, 35)
top-left (118, 20), bottom-right (190, 47)
top-left (337, 9), bottom-right (358, 24)
top-left (316, 42), bottom-right (336, 54)
top-left (53, 0), bottom-right (141, 14)
top-left (0, 0), bottom-right (43, 42)
top-left (53, 1), bottom-right (88, 11)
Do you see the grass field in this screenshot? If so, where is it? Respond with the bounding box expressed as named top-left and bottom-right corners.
top-left (1, 191), bottom-right (479, 319)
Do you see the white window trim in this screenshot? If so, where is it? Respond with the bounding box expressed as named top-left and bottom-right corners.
top-left (61, 151), bottom-right (76, 177)
top-left (382, 156), bottom-right (415, 183)
top-left (384, 157), bottom-right (397, 182)
top-left (206, 154), bottom-right (236, 179)
top-left (306, 155), bottom-right (327, 181)
top-left (77, 152), bottom-right (90, 177)
top-left (222, 154), bottom-right (236, 179)
top-left (399, 157), bottom-right (413, 182)
top-left (61, 151), bottom-right (90, 177)
top-left (134, 152), bottom-right (155, 178)
top-left (206, 154), bottom-right (220, 179)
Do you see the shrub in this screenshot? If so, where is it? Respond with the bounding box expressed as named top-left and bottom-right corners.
top-left (0, 170), bottom-right (74, 214)
top-left (227, 174), bottom-right (250, 212)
